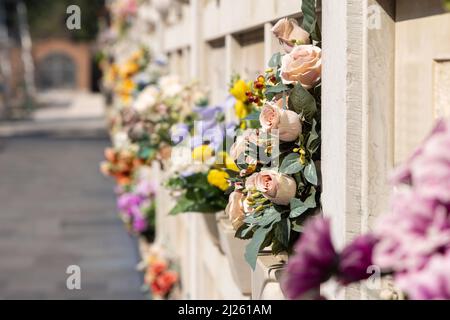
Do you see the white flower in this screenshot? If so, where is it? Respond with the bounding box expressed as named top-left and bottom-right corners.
top-left (159, 75), bottom-right (183, 98)
top-left (113, 131), bottom-right (131, 150)
top-left (133, 86), bottom-right (159, 113)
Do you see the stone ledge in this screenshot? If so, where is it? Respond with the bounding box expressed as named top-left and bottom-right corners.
top-left (252, 253), bottom-right (285, 300)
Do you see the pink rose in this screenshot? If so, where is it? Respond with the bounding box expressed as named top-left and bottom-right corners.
top-left (259, 100), bottom-right (301, 142)
top-left (225, 191), bottom-right (245, 230)
top-left (245, 174), bottom-right (257, 190)
top-left (272, 18), bottom-right (311, 53)
top-left (254, 170), bottom-right (297, 205)
top-left (280, 45), bottom-right (321, 89)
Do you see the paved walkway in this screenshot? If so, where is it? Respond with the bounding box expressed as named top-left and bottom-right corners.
top-left (0, 93), bottom-right (144, 299)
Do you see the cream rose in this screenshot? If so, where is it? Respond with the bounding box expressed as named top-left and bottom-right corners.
top-left (259, 100), bottom-right (301, 142)
top-left (254, 170), bottom-right (296, 205)
top-left (272, 18), bottom-right (311, 53)
top-left (225, 191), bottom-right (245, 230)
top-left (280, 45), bottom-right (321, 89)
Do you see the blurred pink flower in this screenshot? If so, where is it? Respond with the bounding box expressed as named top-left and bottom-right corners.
top-left (373, 189), bottom-right (450, 272)
top-left (395, 251), bottom-right (450, 300)
top-left (391, 119), bottom-right (450, 204)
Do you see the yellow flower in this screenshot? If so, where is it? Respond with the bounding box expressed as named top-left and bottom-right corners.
top-left (118, 78), bottom-right (136, 95)
top-left (235, 100), bottom-right (251, 119)
top-left (119, 61), bottom-right (139, 78)
top-left (131, 49), bottom-right (144, 61)
top-left (207, 169), bottom-right (230, 191)
top-left (230, 79), bottom-right (249, 102)
top-left (216, 151), bottom-right (239, 172)
top-left (192, 145), bottom-right (214, 162)
top-left (119, 93), bottom-right (132, 105)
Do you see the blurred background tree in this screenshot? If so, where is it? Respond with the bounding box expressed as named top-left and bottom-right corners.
top-left (24, 0), bottom-right (105, 41)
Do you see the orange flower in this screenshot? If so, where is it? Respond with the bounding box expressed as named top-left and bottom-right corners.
top-left (149, 260), bottom-right (168, 276)
top-left (104, 148), bottom-right (117, 162)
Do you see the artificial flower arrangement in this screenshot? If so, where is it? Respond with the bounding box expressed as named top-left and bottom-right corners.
top-left (127, 76), bottom-right (209, 167)
top-left (166, 96), bottom-right (239, 215)
top-left (100, 147), bottom-right (143, 187)
top-left (141, 244), bottom-right (180, 300)
top-left (282, 118), bottom-right (450, 300)
top-left (225, 0), bottom-right (323, 269)
top-left (116, 166), bottom-right (157, 242)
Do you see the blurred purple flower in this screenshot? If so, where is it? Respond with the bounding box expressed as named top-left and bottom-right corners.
top-left (117, 193), bottom-right (143, 217)
top-left (338, 234), bottom-right (378, 285)
top-left (281, 217), bottom-right (337, 299)
top-left (133, 214), bottom-right (147, 232)
top-left (135, 180), bottom-right (157, 197)
top-left (224, 95), bottom-right (236, 114)
top-left (171, 123), bottom-right (190, 145)
top-left (194, 105), bottom-right (222, 122)
top-left (373, 189), bottom-right (450, 272)
top-left (190, 134), bottom-right (204, 149)
top-left (395, 251), bottom-right (450, 300)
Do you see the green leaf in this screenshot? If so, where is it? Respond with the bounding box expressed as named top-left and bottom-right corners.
top-left (291, 220), bottom-right (303, 232)
top-left (301, 0), bottom-right (317, 34)
top-left (274, 218), bottom-right (290, 248)
top-left (306, 119), bottom-right (320, 154)
top-left (268, 52), bottom-right (282, 68)
top-left (244, 110), bottom-right (261, 121)
top-left (304, 161), bottom-right (318, 185)
top-left (245, 207), bottom-right (281, 227)
top-left (311, 20), bottom-right (322, 43)
top-left (288, 84), bottom-right (317, 121)
top-left (279, 153), bottom-right (303, 174)
top-left (289, 188), bottom-right (316, 218)
top-left (169, 197), bottom-right (195, 215)
top-left (265, 83), bottom-right (289, 95)
top-left (244, 221), bottom-right (277, 270)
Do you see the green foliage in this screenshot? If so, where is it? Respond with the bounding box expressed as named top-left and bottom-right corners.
top-left (167, 173), bottom-right (228, 215)
top-left (268, 52), bottom-right (282, 68)
top-left (304, 161), bottom-right (318, 185)
top-left (445, 0), bottom-right (450, 11)
top-left (301, 0), bottom-right (321, 42)
top-left (244, 217), bottom-right (279, 270)
top-left (288, 84), bottom-right (317, 122)
top-left (279, 153), bottom-right (304, 174)
top-left (290, 188), bottom-right (316, 218)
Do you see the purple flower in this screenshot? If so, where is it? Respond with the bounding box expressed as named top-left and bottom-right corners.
top-left (171, 123), bottom-right (190, 145)
top-left (135, 180), bottom-right (157, 197)
top-left (395, 251), bottom-right (450, 300)
top-left (117, 193), bottom-right (143, 217)
top-left (195, 104), bottom-right (222, 119)
top-left (223, 95), bottom-right (236, 114)
top-left (338, 234), bottom-right (378, 285)
top-left (281, 217), bottom-right (337, 299)
top-left (190, 134), bottom-right (204, 149)
top-left (373, 189), bottom-right (450, 273)
top-left (131, 212), bottom-right (148, 233)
